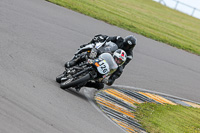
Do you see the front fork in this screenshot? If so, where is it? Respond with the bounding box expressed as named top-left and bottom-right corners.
top-left (72, 66), bottom-right (93, 78)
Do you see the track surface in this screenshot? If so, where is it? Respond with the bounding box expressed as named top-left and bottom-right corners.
top-left (0, 0), bottom-right (200, 132)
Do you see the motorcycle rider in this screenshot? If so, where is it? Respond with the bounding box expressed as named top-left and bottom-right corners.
top-left (66, 34), bottom-right (137, 86)
top-left (81, 49), bottom-right (127, 91)
top-left (88, 34), bottom-right (136, 86)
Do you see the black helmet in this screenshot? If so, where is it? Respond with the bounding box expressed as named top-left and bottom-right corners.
top-left (123, 35), bottom-right (137, 50)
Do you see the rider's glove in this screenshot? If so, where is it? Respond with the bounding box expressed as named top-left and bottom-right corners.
top-left (102, 78), bottom-right (114, 86)
top-left (89, 48), bottom-right (98, 59)
top-left (92, 35), bottom-right (106, 43)
top-left (106, 79), bottom-right (114, 86)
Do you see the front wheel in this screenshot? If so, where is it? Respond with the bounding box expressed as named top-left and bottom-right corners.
top-left (60, 74), bottom-right (91, 89)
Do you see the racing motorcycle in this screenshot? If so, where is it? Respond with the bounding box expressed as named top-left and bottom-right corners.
top-left (56, 41), bottom-right (118, 91)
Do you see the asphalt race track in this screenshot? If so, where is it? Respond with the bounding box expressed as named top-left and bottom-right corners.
top-left (0, 0), bottom-right (200, 132)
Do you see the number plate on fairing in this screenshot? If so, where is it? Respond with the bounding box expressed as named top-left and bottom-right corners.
top-left (97, 60), bottom-right (110, 75)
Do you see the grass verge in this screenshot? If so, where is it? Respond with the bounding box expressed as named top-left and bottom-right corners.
top-left (135, 103), bottom-right (200, 133)
top-left (46, 0), bottom-right (200, 55)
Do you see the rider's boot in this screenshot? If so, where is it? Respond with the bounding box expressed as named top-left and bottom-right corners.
top-left (65, 53), bottom-right (87, 68)
top-left (65, 53), bottom-right (84, 68)
top-left (65, 60), bottom-right (77, 68)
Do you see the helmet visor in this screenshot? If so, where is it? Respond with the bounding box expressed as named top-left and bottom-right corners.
top-left (114, 57), bottom-right (123, 65)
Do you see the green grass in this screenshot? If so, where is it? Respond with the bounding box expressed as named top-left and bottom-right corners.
top-left (46, 0), bottom-right (200, 55)
top-left (135, 103), bottom-right (200, 133)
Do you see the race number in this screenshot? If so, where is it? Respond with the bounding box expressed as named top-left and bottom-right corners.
top-left (97, 60), bottom-right (110, 75)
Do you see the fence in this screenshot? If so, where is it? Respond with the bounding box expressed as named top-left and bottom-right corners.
top-left (154, 0), bottom-right (200, 19)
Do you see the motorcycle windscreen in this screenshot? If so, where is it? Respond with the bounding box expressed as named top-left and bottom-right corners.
top-left (99, 53), bottom-right (118, 74)
top-left (98, 41), bottom-right (118, 53)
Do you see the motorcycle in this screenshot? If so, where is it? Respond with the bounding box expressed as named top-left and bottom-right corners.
top-left (56, 41), bottom-right (118, 91)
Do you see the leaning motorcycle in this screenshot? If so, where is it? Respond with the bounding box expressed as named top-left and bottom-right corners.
top-left (56, 41), bottom-right (118, 91)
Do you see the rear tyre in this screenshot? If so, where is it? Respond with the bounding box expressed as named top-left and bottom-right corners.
top-left (60, 74), bottom-right (91, 89)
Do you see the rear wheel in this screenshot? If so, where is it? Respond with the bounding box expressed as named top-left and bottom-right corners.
top-left (60, 74), bottom-right (91, 89)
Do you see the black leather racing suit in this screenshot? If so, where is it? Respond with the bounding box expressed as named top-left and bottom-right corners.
top-left (84, 34), bottom-right (134, 87)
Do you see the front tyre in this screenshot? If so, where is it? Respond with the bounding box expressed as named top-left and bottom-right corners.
top-left (60, 74), bottom-right (91, 89)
